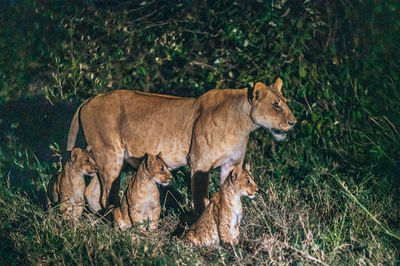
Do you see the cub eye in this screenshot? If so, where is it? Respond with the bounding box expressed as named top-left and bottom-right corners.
top-left (86, 159), bottom-right (90, 163)
top-left (161, 166), bottom-right (165, 173)
top-left (273, 102), bottom-right (280, 109)
top-left (247, 179), bottom-right (251, 184)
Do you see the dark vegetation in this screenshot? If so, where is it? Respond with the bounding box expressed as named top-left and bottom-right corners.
top-left (0, 0), bottom-right (399, 264)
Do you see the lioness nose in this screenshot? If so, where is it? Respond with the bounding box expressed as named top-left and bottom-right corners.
top-left (288, 121), bottom-right (295, 126)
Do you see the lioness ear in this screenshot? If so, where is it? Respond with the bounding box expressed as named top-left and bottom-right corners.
top-left (273, 78), bottom-right (283, 95)
top-left (70, 148), bottom-right (80, 163)
top-left (244, 163), bottom-right (251, 172)
top-left (156, 151), bottom-right (162, 159)
top-left (249, 82), bottom-right (266, 105)
top-left (254, 82), bottom-right (266, 100)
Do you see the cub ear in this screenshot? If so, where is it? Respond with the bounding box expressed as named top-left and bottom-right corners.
top-left (156, 151), bottom-right (163, 159)
top-left (143, 153), bottom-right (150, 165)
top-left (231, 167), bottom-right (241, 182)
top-left (273, 77), bottom-right (283, 95)
top-left (86, 145), bottom-right (92, 153)
top-left (70, 148), bottom-right (80, 163)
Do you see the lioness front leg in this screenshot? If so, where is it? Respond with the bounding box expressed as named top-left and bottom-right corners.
top-left (191, 168), bottom-right (210, 215)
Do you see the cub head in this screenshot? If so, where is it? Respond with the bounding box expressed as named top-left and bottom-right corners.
top-left (248, 78), bottom-right (297, 141)
top-left (70, 147), bottom-right (98, 176)
top-left (229, 164), bottom-right (258, 198)
top-left (145, 152), bottom-right (173, 186)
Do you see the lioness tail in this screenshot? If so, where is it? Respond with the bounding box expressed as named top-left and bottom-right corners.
top-left (66, 97), bottom-right (92, 151)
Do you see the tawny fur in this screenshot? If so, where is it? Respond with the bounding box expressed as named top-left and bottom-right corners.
top-left (47, 147), bottom-right (98, 220)
top-left (66, 78), bottom-right (296, 214)
top-left (113, 153), bottom-right (172, 230)
top-left (183, 164), bottom-right (258, 247)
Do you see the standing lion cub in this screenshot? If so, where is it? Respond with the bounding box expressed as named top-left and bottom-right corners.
top-left (183, 164), bottom-right (258, 247)
top-left (47, 147), bottom-right (98, 220)
top-left (113, 152), bottom-right (172, 230)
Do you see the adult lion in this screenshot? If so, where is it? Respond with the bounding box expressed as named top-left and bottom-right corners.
top-left (67, 78), bottom-right (296, 214)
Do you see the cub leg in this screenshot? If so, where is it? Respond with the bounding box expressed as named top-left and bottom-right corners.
top-left (149, 206), bottom-right (161, 231)
top-left (59, 173), bottom-right (85, 220)
top-left (113, 207), bottom-right (132, 230)
top-left (217, 215), bottom-right (235, 246)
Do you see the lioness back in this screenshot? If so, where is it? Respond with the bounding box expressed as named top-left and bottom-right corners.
top-left (78, 90), bottom-right (199, 169)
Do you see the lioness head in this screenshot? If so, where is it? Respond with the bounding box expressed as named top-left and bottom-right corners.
top-left (145, 152), bottom-right (173, 186)
top-left (70, 147), bottom-right (98, 176)
top-left (249, 78), bottom-right (297, 141)
top-left (230, 164), bottom-right (258, 198)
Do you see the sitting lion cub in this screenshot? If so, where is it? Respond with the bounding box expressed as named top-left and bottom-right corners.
top-left (47, 147), bottom-right (98, 220)
top-left (183, 164), bottom-right (258, 247)
top-left (113, 152), bottom-right (172, 230)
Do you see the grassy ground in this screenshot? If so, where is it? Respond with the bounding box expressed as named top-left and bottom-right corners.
top-left (0, 0), bottom-right (399, 264)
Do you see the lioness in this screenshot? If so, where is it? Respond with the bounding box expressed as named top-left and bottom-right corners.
top-left (113, 152), bottom-right (172, 230)
top-left (183, 164), bottom-right (258, 247)
top-left (47, 147), bottom-right (98, 220)
top-left (67, 78), bottom-right (296, 214)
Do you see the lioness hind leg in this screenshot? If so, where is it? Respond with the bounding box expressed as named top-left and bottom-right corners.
top-left (92, 150), bottom-right (124, 212)
top-left (191, 169), bottom-right (210, 215)
top-left (85, 174), bottom-right (102, 212)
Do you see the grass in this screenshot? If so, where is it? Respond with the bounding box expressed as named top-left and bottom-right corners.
top-left (0, 0), bottom-right (399, 264)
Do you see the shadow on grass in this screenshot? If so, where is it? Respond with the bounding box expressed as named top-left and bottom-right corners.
top-left (0, 96), bottom-right (80, 208)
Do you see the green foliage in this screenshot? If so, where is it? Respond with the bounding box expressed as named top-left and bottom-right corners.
top-left (0, 0), bottom-right (399, 264)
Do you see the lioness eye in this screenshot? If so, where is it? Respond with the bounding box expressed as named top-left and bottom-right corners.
top-left (161, 166), bottom-right (165, 172)
top-left (86, 159), bottom-right (90, 163)
top-left (247, 179), bottom-right (251, 184)
top-left (273, 102), bottom-right (280, 108)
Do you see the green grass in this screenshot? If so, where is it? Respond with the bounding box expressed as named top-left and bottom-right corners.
top-left (1, 0), bottom-right (399, 264)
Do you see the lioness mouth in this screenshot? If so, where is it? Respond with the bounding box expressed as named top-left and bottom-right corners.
top-left (270, 128), bottom-right (286, 135)
top-left (269, 128), bottom-right (288, 141)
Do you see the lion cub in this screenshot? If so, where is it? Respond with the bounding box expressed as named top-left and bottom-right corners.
top-left (183, 164), bottom-right (258, 247)
top-left (47, 147), bottom-right (98, 220)
top-left (113, 152), bottom-right (172, 230)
